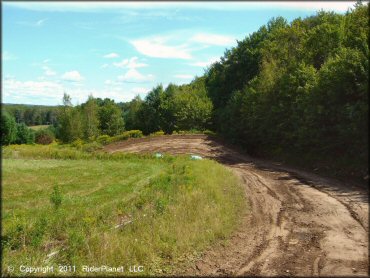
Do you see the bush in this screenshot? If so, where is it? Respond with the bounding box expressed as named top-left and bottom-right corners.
top-left (35, 129), bottom-right (54, 145)
top-left (50, 185), bottom-right (62, 210)
top-left (96, 135), bottom-right (112, 145)
top-left (1, 112), bottom-right (17, 145)
top-left (15, 123), bottom-right (35, 144)
top-left (150, 130), bottom-right (165, 136)
top-left (71, 139), bottom-right (84, 149)
top-left (126, 129), bottom-right (143, 138)
top-left (110, 130), bottom-right (144, 143)
top-left (81, 141), bottom-right (103, 153)
top-left (204, 130), bottom-right (217, 136)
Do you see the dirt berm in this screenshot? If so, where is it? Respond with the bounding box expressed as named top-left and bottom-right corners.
top-left (104, 135), bottom-right (369, 276)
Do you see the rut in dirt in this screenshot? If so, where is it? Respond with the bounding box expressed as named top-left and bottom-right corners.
top-left (104, 135), bottom-right (369, 276)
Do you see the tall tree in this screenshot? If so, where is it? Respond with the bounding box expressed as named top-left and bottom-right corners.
top-left (82, 95), bottom-right (100, 139)
top-left (98, 101), bottom-right (125, 136)
top-left (1, 112), bottom-right (17, 145)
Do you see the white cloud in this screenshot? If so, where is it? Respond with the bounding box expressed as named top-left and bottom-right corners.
top-left (62, 71), bottom-right (84, 82)
top-left (3, 76), bottom-right (150, 105)
top-left (131, 87), bottom-right (150, 94)
top-left (3, 51), bottom-right (18, 61)
top-left (190, 57), bottom-right (220, 68)
top-left (113, 57), bottom-right (148, 69)
top-left (131, 37), bottom-right (192, 59)
top-left (174, 74), bottom-right (194, 79)
top-left (17, 18), bottom-right (48, 27)
top-left (117, 69), bottom-right (154, 83)
top-left (103, 52), bottom-right (119, 58)
top-left (42, 65), bottom-right (56, 76)
top-left (5, 2), bottom-right (356, 13)
top-left (190, 33), bottom-right (235, 46)
top-left (130, 32), bottom-right (237, 60)
top-left (101, 63), bottom-right (109, 69)
top-left (3, 78), bottom-right (64, 101)
top-left (36, 18), bottom-right (48, 26)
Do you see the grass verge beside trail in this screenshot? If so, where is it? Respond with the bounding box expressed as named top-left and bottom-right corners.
top-left (2, 144), bottom-right (245, 276)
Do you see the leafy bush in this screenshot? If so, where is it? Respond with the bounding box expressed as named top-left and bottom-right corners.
top-left (81, 141), bottom-right (103, 153)
top-left (96, 135), bottom-right (112, 145)
top-left (110, 130), bottom-right (144, 143)
top-left (150, 130), bottom-right (165, 136)
top-left (50, 185), bottom-right (62, 210)
top-left (15, 123), bottom-right (35, 144)
top-left (35, 129), bottom-right (55, 145)
top-left (126, 129), bottom-right (143, 138)
top-left (1, 112), bottom-right (17, 145)
top-left (71, 139), bottom-right (85, 149)
top-left (204, 130), bottom-right (217, 136)
top-left (173, 129), bottom-right (203, 135)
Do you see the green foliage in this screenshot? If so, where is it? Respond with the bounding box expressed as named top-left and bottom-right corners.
top-left (96, 135), bottom-right (112, 145)
top-left (203, 4), bottom-right (369, 178)
top-left (50, 185), bottom-right (63, 210)
top-left (123, 96), bottom-right (144, 131)
top-left (150, 130), bottom-right (165, 136)
top-left (110, 130), bottom-right (144, 142)
top-left (203, 130), bottom-right (217, 136)
top-left (128, 80), bottom-right (213, 135)
top-left (2, 146), bottom-right (244, 275)
top-left (71, 138), bottom-right (85, 149)
top-left (81, 141), bottom-right (103, 153)
top-left (2, 104), bottom-right (59, 126)
top-left (15, 123), bottom-right (35, 144)
top-left (1, 112), bottom-right (17, 145)
top-left (98, 100), bottom-right (125, 136)
top-left (56, 94), bottom-right (83, 143)
top-left (81, 95), bottom-right (100, 139)
top-left (35, 128), bottom-right (55, 145)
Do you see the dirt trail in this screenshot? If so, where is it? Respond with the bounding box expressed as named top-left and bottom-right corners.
top-left (105, 135), bottom-right (369, 276)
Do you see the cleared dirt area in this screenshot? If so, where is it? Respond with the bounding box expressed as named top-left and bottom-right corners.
top-left (105, 135), bottom-right (369, 276)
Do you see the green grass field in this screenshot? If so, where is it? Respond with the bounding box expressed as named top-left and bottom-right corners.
top-left (2, 145), bottom-right (245, 276)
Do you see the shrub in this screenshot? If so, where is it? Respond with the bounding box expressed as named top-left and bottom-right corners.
top-left (96, 135), bottom-right (112, 145)
top-left (110, 130), bottom-right (144, 143)
top-left (81, 141), bottom-right (103, 153)
top-left (204, 130), bottom-right (216, 136)
top-left (50, 185), bottom-right (62, 210)
top-left (35, 129), bottom-right (54, 145)
top-left (15, 123), bottom-right (35, 144)
top-left (126, 130), bottom-right (143, 138)
top-left (1, 112), bottom-right (17, 145)
top-left (71, 139), bottom-right (84, 149)
top-left (150, 130), bottom-right (165, 136)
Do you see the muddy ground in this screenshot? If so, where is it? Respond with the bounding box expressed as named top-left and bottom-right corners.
top-left (104, 135), bottom-right (369, 276)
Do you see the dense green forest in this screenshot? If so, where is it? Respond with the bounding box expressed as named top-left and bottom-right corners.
top-left (1, 4), bottom-right (368, 179)
top-left (3, 104), bottom-right (59, 125)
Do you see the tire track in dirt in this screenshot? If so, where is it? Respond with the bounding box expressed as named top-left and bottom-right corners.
top-left (104, 135), bottom-right (369, 276)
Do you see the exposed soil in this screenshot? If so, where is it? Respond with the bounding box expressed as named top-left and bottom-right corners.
top-left (104, 135), bottom-right (369, 276)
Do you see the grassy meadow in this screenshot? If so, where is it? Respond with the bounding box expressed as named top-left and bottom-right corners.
top-left (2, 144), bottom-right (245, 276)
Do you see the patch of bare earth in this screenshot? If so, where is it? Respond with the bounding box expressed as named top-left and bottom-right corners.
top-left (104, 135), bottom-right (369, 276)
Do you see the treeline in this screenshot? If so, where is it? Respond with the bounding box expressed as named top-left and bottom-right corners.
top-left (3, 104), bottom-right (59, 126)
top-left (1, 112), bottom-right (55, 145)
top-left (122, 78), bottom-right (212, 134)
top-left (56, 78), bottom-right (212, 142)
top-left (1, 4), bottom-right (368, 178)
top-left (203, 3), bottom-right (368, 177)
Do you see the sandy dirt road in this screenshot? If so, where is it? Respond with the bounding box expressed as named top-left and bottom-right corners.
top-left (104, 135), bottom-right (369, 276)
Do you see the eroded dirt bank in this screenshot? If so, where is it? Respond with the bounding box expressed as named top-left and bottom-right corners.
top-left (104, 135), bottom-right (369, 276)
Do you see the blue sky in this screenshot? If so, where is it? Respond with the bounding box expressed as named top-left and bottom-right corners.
top-left (2, 1), bottom-right (357, 106)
